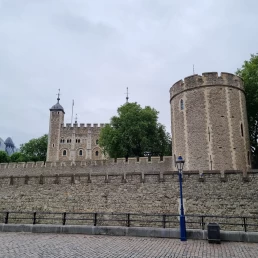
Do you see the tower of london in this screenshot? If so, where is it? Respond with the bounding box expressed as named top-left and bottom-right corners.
top-left (46, 94), bottom-right (105, 162)
top-left (47, 71), bottom-right (251, 172)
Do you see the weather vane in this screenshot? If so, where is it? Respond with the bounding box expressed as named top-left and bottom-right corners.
top-left (57, 89), bottom-right (61, 103)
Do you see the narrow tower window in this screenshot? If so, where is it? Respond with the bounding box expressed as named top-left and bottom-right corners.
top-left (180, 99), bottom-right (184, 110)
top-left (241, 123), bottom-right (244, 137)
top-left (95, 151), bottom-right (99, 156)
top-left (96, 139), bottom-right (99, 145)
top-left (79, 150), bottom-right (83, 156)
top-left (63, 150), bottom-right (67, 156)
top-left (210, 155), bottom-right (213, 170)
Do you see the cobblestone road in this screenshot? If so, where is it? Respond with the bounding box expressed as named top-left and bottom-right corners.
top-left (0, 233), bottom-right (257, 258)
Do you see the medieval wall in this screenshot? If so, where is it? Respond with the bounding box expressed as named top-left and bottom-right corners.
top-left (0, 157), bottom-right (257, 218)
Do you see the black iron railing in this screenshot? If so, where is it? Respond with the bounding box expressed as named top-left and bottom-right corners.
top-left (0, 211), bottom-right (257, 232)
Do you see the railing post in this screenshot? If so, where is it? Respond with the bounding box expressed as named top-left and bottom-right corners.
top-left (127, 213), bottom-right (130, 227)
top-left (63, 212), bottom-right (66, 226)
top-left (94, 213), bottom-right (97, 226)
top-left (243, 217), bottom-right (247, 232)
top-left (162, 214), bottom-right (166, 228)
top-left (4, 212), bottom-right (9, 224)
top-left (33, 212), bottom-right (37, 225)
top-left (201, 216), bottom-right (205, 230)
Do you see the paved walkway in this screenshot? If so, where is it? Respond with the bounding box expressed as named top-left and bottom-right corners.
top-left (0, 232), bottom-right (257, 257)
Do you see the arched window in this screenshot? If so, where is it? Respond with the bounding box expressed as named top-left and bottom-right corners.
top-left (96, 139), bottom-right (99, 145)
top-left (95, 151), bottom-right (99, 156)
top-left (180, 99), bottom-right (184, 110)
top-left (63, 150), bottom-right (67, 156)
top-left (79, 150), bottom-right (83, 156)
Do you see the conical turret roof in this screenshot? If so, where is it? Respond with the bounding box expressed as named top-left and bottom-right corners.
top-left (50, 90), bottom-right (65, 113)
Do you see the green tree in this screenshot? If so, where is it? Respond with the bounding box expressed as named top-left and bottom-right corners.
top-left (236, 54), bottom-right (258, 168)
top-left (9, 152), bottom-right (28, 162)
top-left (99, 102), bottom-right (172, 158)
top-left (0, 151), bottom-right (10, 163)
top-left (19, 134), bottom-right (48, 162)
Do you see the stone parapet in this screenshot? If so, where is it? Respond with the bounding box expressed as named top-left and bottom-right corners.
top-left (170, 72), bottom-right (243, 102)
top-left (0, 156), bottom-right (173, 177)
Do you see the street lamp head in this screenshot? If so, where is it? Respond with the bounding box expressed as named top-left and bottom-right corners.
top-left (176, 155), bottom-right (185, 171)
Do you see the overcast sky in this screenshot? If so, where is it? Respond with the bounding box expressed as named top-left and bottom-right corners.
top-left (0, 0), bottom-right (258, 147)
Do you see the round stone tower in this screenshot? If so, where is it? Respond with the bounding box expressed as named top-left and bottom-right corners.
top-left (170, 72), bottom-right (251, 172)
top-left (46, 92), bottom-right (65, 162)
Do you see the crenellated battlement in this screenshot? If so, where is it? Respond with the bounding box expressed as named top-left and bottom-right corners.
top-left (0, 156), bottom-right (173, 177)
top-left (61, 123), bottom-right (109, 129)
top-left (0, 156), bottom-right (257, 181)
top-left (170, 72), bottom-right (243, 101)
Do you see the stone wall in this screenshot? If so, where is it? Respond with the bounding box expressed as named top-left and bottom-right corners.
top-left (0, 158), bottom-right (257, 221)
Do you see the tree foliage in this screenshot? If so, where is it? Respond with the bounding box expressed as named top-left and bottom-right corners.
top-left (0, 151), bottom-right (10, 163)
top-left (9, 152), bottom-right (28, 162)
top-left (236, 54), bottom-right (258, 168)
top-left (18, 134), bottom-right (48, 162)
top-left (99, 103), bottom-right (172, 158)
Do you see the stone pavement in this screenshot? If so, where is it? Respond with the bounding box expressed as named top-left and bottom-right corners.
top-left (0, 232), bottom-right (257, 258)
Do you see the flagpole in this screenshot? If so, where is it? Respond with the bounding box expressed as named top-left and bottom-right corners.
top-left (71, 100), bottom-right (74, 125)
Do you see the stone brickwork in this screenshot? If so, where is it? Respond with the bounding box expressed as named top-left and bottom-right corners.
top-left (170, 72), bottom-right (251, 171)
top-left (0, 156), bottom-right (172, 177)
top-left (0, 159), bottom-right (257, 218)
top-left (47, 98), bottom-right (106, 162)
top-left (47, 109), bottom-right (64, 162)
top-left (59, 124), bottom-right (104, 162)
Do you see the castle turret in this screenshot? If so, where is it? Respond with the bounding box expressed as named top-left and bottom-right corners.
top-left (170, 72), bottom-right (251, 172)
top-left (47, 90), bottom-right (65, 162)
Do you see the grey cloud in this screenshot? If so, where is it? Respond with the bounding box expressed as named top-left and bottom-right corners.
top-left (0, 0), bottom-right (258, 147)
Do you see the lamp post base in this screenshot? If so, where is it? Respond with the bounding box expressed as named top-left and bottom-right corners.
top-left (180, 215), bottom-right (187, 241)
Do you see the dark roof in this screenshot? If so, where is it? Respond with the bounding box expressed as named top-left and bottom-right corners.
top-left (50, 102), bottom-right (65, 113)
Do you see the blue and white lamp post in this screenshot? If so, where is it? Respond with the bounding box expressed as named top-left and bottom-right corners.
top-left (175, 155), bottom-right (187, 241)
